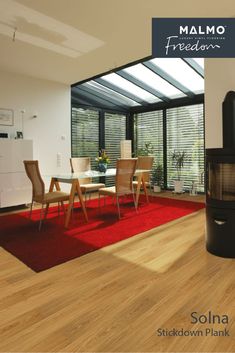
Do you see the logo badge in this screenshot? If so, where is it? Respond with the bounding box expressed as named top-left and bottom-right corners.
top-left (152, 18), bottom-right (235, 57)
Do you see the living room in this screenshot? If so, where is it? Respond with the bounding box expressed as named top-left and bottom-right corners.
top-left (0, 1), bottom-right (235, 352)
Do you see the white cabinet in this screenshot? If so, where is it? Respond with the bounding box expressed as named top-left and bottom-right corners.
top-left (0, 140), bottom-right (33, 207)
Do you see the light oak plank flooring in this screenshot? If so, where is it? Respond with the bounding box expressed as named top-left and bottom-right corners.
top-left (0, 193), bottom-right (235, 352)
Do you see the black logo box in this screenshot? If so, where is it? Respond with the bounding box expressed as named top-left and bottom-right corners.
top-left (152, 18), bottom-right (235, 58)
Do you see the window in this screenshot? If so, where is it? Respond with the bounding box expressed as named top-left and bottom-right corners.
top-left (166, 104), bottom-right (204, 191)
top-left (124, 64), bottom-right (184, 99)
top-left (71, 107), bottom-right (99, 169)
top-left (71, 103), bottom-right (204, 193)
top-left (104, 112), bottom-right (126, 185)
top-left (102, 73), bottom-right (160, 104)
top-left (150, 58), bottom-right (204, 94)
top-left (134, 111), bottom-right (164, 167)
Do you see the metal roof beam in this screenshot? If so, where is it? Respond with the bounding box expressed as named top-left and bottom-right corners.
top-left (182, 58), bottom-right (204, 78)
top-left (143, 61), bottom-right (195, 98)
top-left (72, 87), bottom-right (123, 110)
top-left (71, 95), bottom-right (94, 107)
top-left (130, 93), bottom-right (204, 114)
top-left (71, 95), bottom-right (128, 113)
top-left (116, 70), bottom-right (170, 103)
top-left (80, 83), bottom-right (131, 109)
top-left (73, 86), bottom-right (125, 108)
top-left (95, 77), bottom-right (149, 105)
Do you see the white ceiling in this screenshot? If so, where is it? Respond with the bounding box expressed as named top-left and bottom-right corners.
top-left (0, 0), bottom-right (235, 85)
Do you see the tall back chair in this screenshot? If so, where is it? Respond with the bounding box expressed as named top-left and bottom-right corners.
top-left (70, 157), bottom-right (105, 201)
top-left (24, 160), bottom-right (45, 202)
top-left (70, 157), bottom-right (91, 184)
top-left (136, 156), bottom-right (154, 184)
top-left (116, 159), bottom-right (137, 195)
top-left (99, 158), bottom-right (137, 219)
top-left (132, 156), bottom-right (154, 202)
top-left (24, 161), bottom-right (70, 230)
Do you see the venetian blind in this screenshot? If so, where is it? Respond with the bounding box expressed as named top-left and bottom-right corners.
top-left (104, 112), bottom-right (126, 185)
top-left (71, 107), bottom-right (99, 169)
top-left (134, 110), bottom-right (164, 167)
top-left (166, 104), bottom-right (204, 191)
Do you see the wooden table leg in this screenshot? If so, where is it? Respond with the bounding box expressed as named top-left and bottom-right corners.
top-left (49, 178), bottom-right (61, 191)
top-left (135, 174), bottom-right (142, 206)
top-left (65, 180), bottom-right (77, 228)
top-left (75, 181), bottom-right (88, 222)
top-left (142, 177), bottom-right (149, 203)
top-left (49, 177), bottom-right (65, 215)
top-left (49, 178), bottom-right (56, 192)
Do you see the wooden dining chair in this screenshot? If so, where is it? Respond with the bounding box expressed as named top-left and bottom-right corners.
top-left (132, 156), bottom-right (154, 199)
top-left (98, 158), bottom-right (137, 219)
top-left (70, 157), bottom-right (105, 201)
top-left (24, 160), bottom-right (70, 230)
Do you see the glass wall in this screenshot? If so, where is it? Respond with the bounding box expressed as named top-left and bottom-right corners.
top-left (134, 103), bottom-right (204, 192)
top-left (71, 108), bottom-right (127, 183)
top-left (105, 113), bottom-right (126, 165)
top-left (72, 103), bottom-right (204, 193)
top-left (134, 110), bottom-right (164, 168)
top-left (71, 107), bottom-right (99, 169)
top-left (166, 104), bottom-right (204, 191)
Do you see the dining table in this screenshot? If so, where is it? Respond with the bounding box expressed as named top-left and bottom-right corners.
top-left (49, 168), bottom-right (151, 228)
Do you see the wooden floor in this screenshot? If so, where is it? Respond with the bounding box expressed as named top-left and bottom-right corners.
top-left (0, 192), bottom-right (235, 352)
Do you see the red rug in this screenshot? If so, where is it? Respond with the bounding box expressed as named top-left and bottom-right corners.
top-left (0, 196), bottom-right (204, 272)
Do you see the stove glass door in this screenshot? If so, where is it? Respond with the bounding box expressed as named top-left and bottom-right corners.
top-left (208, 162), bottom-right (235, 201)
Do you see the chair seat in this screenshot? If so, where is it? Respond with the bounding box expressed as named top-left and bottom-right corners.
top-left (80, 183), bottom-right (105, 192)
top-left (132, 180), bottom-right (150, 188)
top-left (99, 186), bottom-right (133, 196)
top-left (99, 186), bottom-right (116, 196)
top-left (34, 191), bottom-right (70, 204)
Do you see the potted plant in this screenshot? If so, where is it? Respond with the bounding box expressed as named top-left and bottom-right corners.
top-left (95, 149), bottom-right (110, 172)
top-left (151, 164), bottom-right (163, 192)
top-left (171, 150), bottom-right (187, 193)
top-left (137, 142), bottom-right (154, 156)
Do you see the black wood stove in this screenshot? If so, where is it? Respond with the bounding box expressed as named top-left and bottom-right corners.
top-left (206, 91), bottom-right (235, 258)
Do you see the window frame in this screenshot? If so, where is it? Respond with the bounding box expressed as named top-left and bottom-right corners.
top-left (71, 95), bottom-right (205, 193)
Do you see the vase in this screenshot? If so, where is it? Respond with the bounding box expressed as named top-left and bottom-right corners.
top-left (97, 162), bottom-right (107, 172)
top-left (173, 180), bottom-right (184, 193)
top-left (153, 185), bottom-right (161, 193)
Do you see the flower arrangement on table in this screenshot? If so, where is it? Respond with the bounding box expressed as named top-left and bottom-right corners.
top-left (95, 149), bottom-right (110, 172)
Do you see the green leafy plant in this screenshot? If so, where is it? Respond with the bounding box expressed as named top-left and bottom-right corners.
top-left (95, 149), bottom-right (110, 164)
top-left (151, 164), bottom-right (164, 187)
top-left (171, 150), bottom-right (187, 181)
top-left (137, 142), bottom-right (154, 156)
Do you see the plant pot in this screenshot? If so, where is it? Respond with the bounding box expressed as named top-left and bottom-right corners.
top-left (97, 162), bottom-right (107, 172)
top-left (173, 180), bottom-right (184, 193)
top-left (153, 185), bottom-right (161, 193)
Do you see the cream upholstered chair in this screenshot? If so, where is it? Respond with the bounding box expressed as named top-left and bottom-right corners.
top-left (24, 160), bottom-right (70, 230)
top-left (133, 156), bottom-right (154, 195)
top-left (70, 157), bottom-right (105, 201)
top-left (99, 158), bottom-right (137, 219)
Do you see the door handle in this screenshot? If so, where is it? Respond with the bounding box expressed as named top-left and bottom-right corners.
top-left (214, 219), bottom-right (226, 225)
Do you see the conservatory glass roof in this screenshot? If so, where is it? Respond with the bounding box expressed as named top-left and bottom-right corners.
top-left (71, 57), bottom-right (204, 112)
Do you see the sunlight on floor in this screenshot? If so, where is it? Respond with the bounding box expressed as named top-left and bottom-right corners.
top-left (102, 210), bottom-right (205, 273)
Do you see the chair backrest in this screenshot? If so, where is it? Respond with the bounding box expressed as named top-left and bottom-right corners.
top-left (137, 156), bottom-right (154, 183)
top-left (23, 160), bottom-right (45, 199)
top-left (70, 157), bottom-right (91, 184)
top-left (116, 158), bottom-right (137, 195)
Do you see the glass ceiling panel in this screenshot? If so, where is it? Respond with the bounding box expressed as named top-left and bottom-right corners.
top-left (102, 73), bottom-right (161, 103)
top-left (123, 63), bottom-right (185, 99)
top-left (85, 81), bottom-right (140, 107)
top-left (150, 58), bottom-right (204, 93)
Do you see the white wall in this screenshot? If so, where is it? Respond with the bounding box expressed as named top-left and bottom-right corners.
top-left (0, 71), bottom-right (71, 188)
top-left (205, 59), bottom-right (235, 148)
